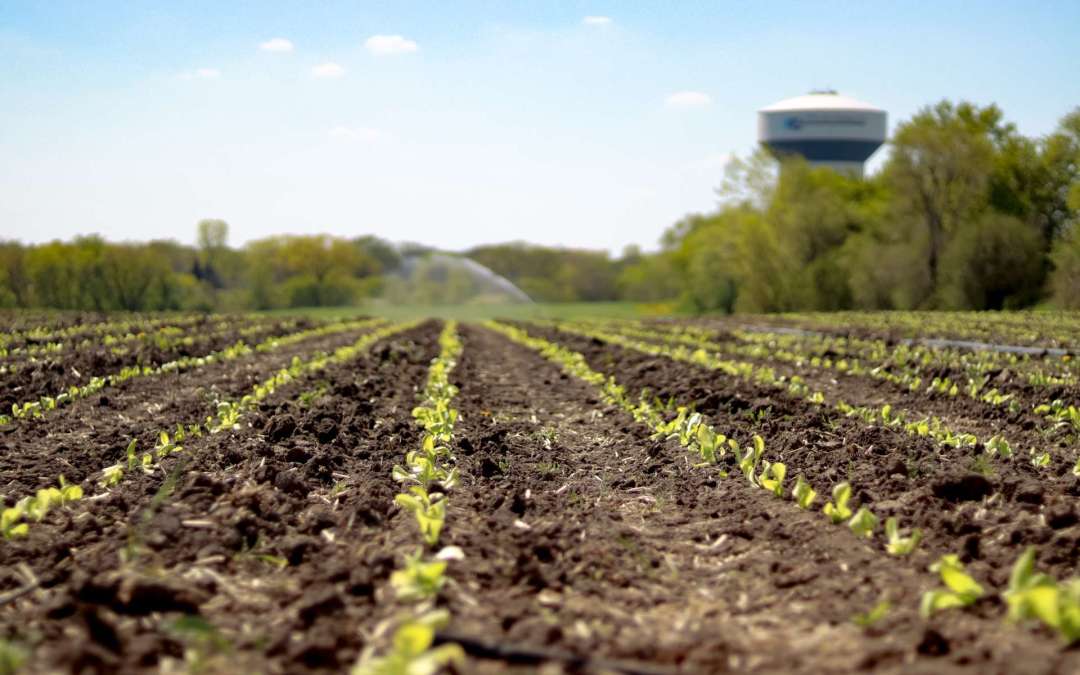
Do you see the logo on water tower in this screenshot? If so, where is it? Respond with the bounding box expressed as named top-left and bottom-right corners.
top-left (784, 116), bottom-right (803, 131)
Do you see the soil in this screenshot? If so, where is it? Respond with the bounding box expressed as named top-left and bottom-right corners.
top-left (0, 316), bottom-right (311, 411)
top-left (698, 315), bottom-right (1080, 353)
top-left (1, 318), bottom-right (1078, 674)
top-left (608, 323), bottom-right (1073, 454)
top-left (0, 320), bottom-right (381, 498)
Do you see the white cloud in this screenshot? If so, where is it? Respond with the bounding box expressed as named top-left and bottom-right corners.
top-left (260, 38), bottom-right (294, 53)
top-left (329, 126), bottom-right (385, 143)
top-left (364, 34), bottom-right (419, 56)
top-left (312, 62), bottom-right (345, 79)
top-left (582, 16), bottom-right (612, 26)
top-left (665, 91), bottom-right (711, 107)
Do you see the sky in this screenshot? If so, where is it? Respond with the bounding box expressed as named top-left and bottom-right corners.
top-left (2, 2), bottom-right (1079, 253)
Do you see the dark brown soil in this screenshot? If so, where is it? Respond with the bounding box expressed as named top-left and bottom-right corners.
top-left (0, 321), bottom-right (441, 673)
top-left (1, 318), bottom-right (1078, 674)
top-left (0, 316), bottom-right (310, 411)
top-left (0, 321), bottom-right (384, 498)
top-left (613, 324), bottom-right (1071, 454)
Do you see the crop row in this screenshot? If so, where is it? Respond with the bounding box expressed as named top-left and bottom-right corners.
top-left (0, 317), bottom-right (383, 425)
top-left (552, 319), bottom-right (1080, 476)
top-left (497, 321), bottom-right (1080, 646)
top-left (767, 310), bottom-right (1080, 350)
top-left (0, 317), bottom-right (300, 375)
top-left (0, 312), bottom-right (221, 352)
top-left (2, 321), bottom-right (418, 541)
top-left (647, 318), bottom-right (1080, 391)
top-left (593, 319), bottom-right (1077, 439)
top-left (356, 321), bottom-right (466, 673)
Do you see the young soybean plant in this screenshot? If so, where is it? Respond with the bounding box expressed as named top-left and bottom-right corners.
top-left (1004, 547), bottom-right (1080, 644)
top-left (390, 549), bottom-right (450, 602)
top-left (758, 461), bottom-right (787, 497)
top-left (884, 517), bottom-right (922, 556)
top-left (823, 482), bottom-right (853, 524)
top-left (848, 506), bottom-right (878, 539)
top-left (395, 486), bottom-right (447, 547)
top-left (791, 475), bottom-right (817, 509)
top-left (920, 554), bottom-right (985, 617)
top-left (351, 609), bottom-right (464, 675)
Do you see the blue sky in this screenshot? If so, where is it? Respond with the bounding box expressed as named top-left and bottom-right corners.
top-left (2, 1), bottom-right (1079, 252)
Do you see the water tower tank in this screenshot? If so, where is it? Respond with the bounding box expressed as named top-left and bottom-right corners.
top-left (758, 91), bottom-right (886, 176)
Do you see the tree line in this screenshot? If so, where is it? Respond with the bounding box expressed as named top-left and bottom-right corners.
top-left (1, 99), bottom-right (1078, 313)
top-left (635, 101), bottom-right (1080, 312)
top-left (0, 223), bottom-right (403, 312)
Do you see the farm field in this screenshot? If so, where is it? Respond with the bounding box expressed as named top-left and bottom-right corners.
top-left (2, 310), bottom-right (1080, 674)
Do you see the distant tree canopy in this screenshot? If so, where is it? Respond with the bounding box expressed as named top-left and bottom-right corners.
top-left (652, 101), bottom-right (1080, 313)
top-left (464, 243), bottom-right (621, 302)
top-left (0, 225), bottom-right (399, 311)
top-left (2, 100), bottom-right (1078, 313)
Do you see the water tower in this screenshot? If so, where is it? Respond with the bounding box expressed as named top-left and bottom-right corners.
top-left (758, 91), bottom-right (886, 177)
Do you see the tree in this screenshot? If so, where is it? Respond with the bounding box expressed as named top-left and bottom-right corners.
top-left (1050, 224), bottom-right (1080, 309)
top-left (940, 213), bottom-right (1043, 309)
top-left (884, 101), bottom-right (999, 301)
top-left (196, 219), bottom-right (229, 289)
top-left (1040, 108), bottom-right (1080, 242)
top-left (0, 242), bottom-right (30, 307)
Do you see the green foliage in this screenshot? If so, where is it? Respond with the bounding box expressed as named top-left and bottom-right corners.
top-left (758, 460), bottom-right (786, 497)
top-left (395, 487), bottom-right (447, 547)
top-left (352, 610), bottom-right (464, 675)
top-left (884, 517), bottom-right (922, 555)
top-left (852, 599), bottom-right (892, 628)
top-left (653, 103), bottom-right (1080, 312)
top-left (791, 475), bottom-right (817, 509)
top-left (390, 550), bottom-right (449, 602)
top-left (1051, 223), bottom-right (1080, 309)
top-left (920, 554), bottom-right (985, 617)
top-left (939, 212), bottom-right (1044, 309)
top-left (466, 243), bottom-right (620, 302)
top-left (848, 506), bottom-right (878, 539)
top-left (1003, 547), bottom-right (1080, 644)
top-left (823, 482), bottom-right (853, 524)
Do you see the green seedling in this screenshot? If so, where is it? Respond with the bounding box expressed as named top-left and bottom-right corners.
top-left (884, 517), bottom-right (922, 555)
top-left (1002, 547), bottom-right (1080, 644)
top-left (823, 482), bottom-right (853, 524)
top-left (694, 424), bottom-right (728, 465)
top-left (985, 435), bottom-right (1014, 459)
top-left (125, 438), bottom-right (139, 471)
top-left (848, 506), bottom-right (878, 539)
top-left (920, 554), bottom-right (984, 617)
top-left (1031, 449), bottom-right (1051, 468)
top-left (100, 464), bottom-right (124, 488)
top-left (792, 475), bottom-right (817, 509)
top-left (852, 599), bottom-right (892, 628)
top-left (1, 500), bottom-right (30, 539)
top-left (1005, 547), bottom-right (1058, 623)
top-left (395, 487), bottom-right (446, 547)
top-left (351, 609), bottom-right (464, 675)
top-left (390, 550), bottom-right (448, 602)
top-left (739, 435), bottom-right (766, 485)
top-left (758, 461), bottom-right (786, 497)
